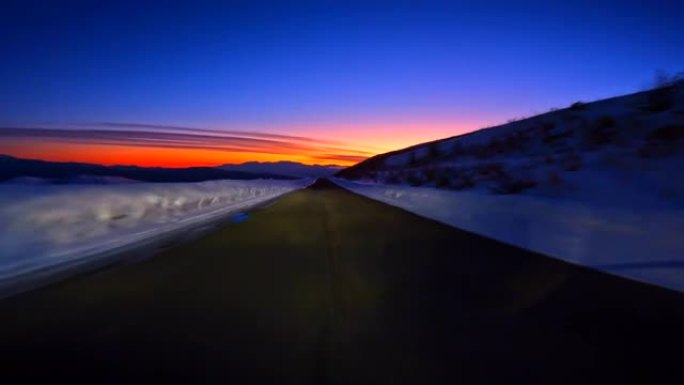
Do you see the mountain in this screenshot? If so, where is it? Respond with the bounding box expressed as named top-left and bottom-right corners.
top-left (337, 80), bottom-right (683, 202)
top-left (0, 155), bottom-right (294, 184)
top-left (218, 161), bottom-right (342, 178)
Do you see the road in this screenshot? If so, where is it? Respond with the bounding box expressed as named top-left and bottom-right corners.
top-left (0, 179), bottom-right (682, 384)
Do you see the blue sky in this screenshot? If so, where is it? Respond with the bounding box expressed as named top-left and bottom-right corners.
top-left (0, 0), bottom-right (682, 165)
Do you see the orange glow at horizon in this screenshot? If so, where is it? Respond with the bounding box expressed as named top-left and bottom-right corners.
top-left (0, 120), bottom-right (482, 167)
top-left (289, 120), bottom-right (481, 155)
top-left (2, 143), bottom-right (303, 167)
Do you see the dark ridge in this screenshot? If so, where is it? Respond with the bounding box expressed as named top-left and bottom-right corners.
top-left (0, 155), bottom-right (295, 183)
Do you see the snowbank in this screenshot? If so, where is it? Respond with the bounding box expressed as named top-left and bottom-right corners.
top-left (0, 179), bottom-right (309, 291)
top-left (334, 179), bottom-right (684, 292)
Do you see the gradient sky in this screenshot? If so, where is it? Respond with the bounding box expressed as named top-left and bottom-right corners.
top-left (1, 0), bottom-right (683, 166)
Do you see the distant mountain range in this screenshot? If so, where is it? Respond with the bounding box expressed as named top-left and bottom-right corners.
top-left (0, 155), bottom-right (297, 184)
top-left (218, 161), bottom-right (342, 178)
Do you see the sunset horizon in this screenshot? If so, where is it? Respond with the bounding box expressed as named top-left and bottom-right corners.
top-left (3, 1), bottom-right (681, 168)
top-left (0, 118), bottom-right (489, 167)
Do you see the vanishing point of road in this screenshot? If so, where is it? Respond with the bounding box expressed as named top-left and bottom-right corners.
top-left (1, 179), bottom-right (682, 384)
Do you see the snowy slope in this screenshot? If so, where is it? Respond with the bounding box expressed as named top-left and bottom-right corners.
top-left (338, 81), bottom-right (684, 207)
top-left (334, 179), bottom-right (684, 292)
top-left (0, 179), bottom-right (309, 292)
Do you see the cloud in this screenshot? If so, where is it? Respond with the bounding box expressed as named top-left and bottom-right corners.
top-left (91, 122), bottom-right (347, 145)
top-left (313, 154), bottom-right (369, 163)
top-left (0, 125), bottom-right (374, 160)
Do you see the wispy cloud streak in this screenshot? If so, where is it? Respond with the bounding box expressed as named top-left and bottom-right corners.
top-left (0, 125), bottom-right (373, 164)
top-left (91, 122), bottom-right (349, 145)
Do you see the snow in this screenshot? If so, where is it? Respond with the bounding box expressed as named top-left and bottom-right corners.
top-left (333, 178), bottom-right (684, 292)
top-left (342, 82), bottom-right (684, 197)
top-left (0, 179), bottom-right (309, 291)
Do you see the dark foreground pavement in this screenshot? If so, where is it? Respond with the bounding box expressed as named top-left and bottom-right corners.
top-left (0, 179), bottom-right (682, 384)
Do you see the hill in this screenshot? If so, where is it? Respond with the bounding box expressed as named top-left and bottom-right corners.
top-left (0, 155), bottom-right (294, 184)
top-left (337, 81), bottom-right (683, 204)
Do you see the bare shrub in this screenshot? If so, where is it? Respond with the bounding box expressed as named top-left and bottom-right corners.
top-left (424, 167), bottom-right (438, 182)
top-left (490, 173), bottom-right (537, 194)
top-left (641, 71), bottom-right (682, 113)
top-left (386, 172), bottom-right (401, 184)
top-left (450, 143), bottom-right (463, 156)
top-left (597, 115), bottom-right (616, 128)
top-left (406, 173), bottom-right (422, 186)
top-left (547, 171), bottom-right (563, 187)
top-left (542, 127), bottom-right (573, 144)
top-left (638, 125), bottom-right (684, 158)
top-left (408, 152), bottom-right (418, 166)
top-left (450, 173), bottom-right (475, 190)
top-left (561, 153), bottom-right (583, 171)
top-left (427, 142), bottom-right (443, 159)
top-left (430, 167), bottom-right (456, 188)
top-left (648, 125), bottom-right (684, 141)
top-left (476, 162), bottom-right (505, 177)
top-left (435, 172), bottom-right (451, 188)
top-left (651, 70), bottom-right (684, 89)
top-left (540, 121), bottom-right (555, 131)
top-left (643, 86), bottom-right (677, 113)
top-left (570, 101), bottom-right (587, 110)
top-left (587, 115), bottom-right (618, 145)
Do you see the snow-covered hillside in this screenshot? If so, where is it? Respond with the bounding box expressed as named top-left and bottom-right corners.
top-left (338, 81), bottom-right (684, 207)
top-left (0, 179), bottom-right (309, 293)
top-left (334, 179), bottom-right (683, 292)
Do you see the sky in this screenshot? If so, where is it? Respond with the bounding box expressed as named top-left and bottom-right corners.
top-left (1, 0), bottom-right (683, 167)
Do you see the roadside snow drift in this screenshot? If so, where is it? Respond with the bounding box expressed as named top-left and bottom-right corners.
top-left (0, 179), bottom-right (308, 289)
top-left (334, 179), bottom-right (684, 292)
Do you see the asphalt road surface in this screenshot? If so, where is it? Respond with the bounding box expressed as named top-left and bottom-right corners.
top-left (1, 179), bottom-right (682, 384)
